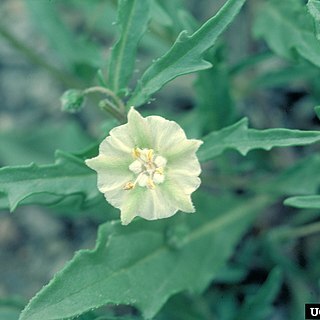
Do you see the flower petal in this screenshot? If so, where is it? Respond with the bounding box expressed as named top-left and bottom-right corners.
top-left (168, 153), bottom-right (202, 177)
top-left (127, 107), bottom-right (152, 148)
top-left (161, 179), bottom-right (196, 212)
top-left (85, 154), bottom-right (133, 194)
top-left (120, 187), bottom-right (178, 225)
top-left (167, 170), bottom-right (201, 194)
top-left (104, 186), bottom-right (128, 209)
top-left (103, 124), bottom-right (134, 154)
top-left (166, 139), bottom-right (203, 162)
top-left (146, 115), bottom-right (186, 154)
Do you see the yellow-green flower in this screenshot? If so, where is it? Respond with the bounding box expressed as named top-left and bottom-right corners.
top-left (85, 107), bottom-right (202, 225)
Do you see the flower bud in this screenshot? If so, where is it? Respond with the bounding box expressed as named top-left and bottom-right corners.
top-left (60, 89), bottom-right (85, 113)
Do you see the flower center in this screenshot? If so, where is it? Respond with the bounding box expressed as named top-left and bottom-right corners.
top-left (124, 148), bottom-right (167, 190)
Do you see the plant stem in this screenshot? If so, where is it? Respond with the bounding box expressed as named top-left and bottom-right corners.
top-left (99, 99), bottom-right (127, 123)
top-left (270, 221), bottom-right (320, 241)
top-left (83, 86), bottom-right (126, 113)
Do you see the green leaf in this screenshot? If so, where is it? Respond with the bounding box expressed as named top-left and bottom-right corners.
top-left (0, 120), bottom-right (93, 166)
top-left (284, 195), bottom-right (320, 209)
top-left (19, 193), bottom-right (271, 320)
top-left (0, 307), bottom-right (20, 320)
top-left (198, 118), bottom-right (320, 162)
top-left (67, 0), bottom-right (117, 37)
top-left (253, 63), bottom-right (318, 89)
top-left (151, 0), bottom-right (196, 36)
top-left (266, 154), bottom-right (320, 196)
top-left (0, 298), bottom-right (24, 320)
top-left (155, 294), bottom-right (211, 320)
top-left (254, 0), bottom-right (320, 68)
top-left (0, 151), bottom-right (97, 211)
top-left (315, 105), bottom-right (320, 119)
top-left (128, 0), bottom-right (246, 107)
top-left (108, 0), bottom-right (151, 95)
top-left (236, 268), bottom-right (282, 320)
top-left (194, 49), bottom-right (235, 132)
top-left (264, 235), bottom-right (314, 320)
top-left (150, 1), bottom-right (173, 28)
top-left (308, 0), bottom-right (320, 40)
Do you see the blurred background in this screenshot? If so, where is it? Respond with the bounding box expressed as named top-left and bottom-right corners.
top-left (1, 0), bottom-right (320, 319)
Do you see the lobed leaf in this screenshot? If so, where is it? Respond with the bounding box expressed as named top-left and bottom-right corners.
top-left (198, 118), bottom-right (320, 162)
top-left (128, 0), bottom-right (246, 107)
top-left (19, 193), bottom-right (271, 320)
top-left (108, 0), bottom-right (151, 95)
top-left (0, 151), bottom-right (97, 211)
top-left (254, 0), bottom-right (320, 68)
top-left (284, 195), bottom-right (320, 209)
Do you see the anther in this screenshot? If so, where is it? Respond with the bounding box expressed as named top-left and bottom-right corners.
top-left (132, 148), bottom-right (141, 159)
top-left (123, 182), bottom-right (135, 190)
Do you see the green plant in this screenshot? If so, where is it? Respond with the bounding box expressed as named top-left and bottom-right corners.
top-left (1, 0), bottom-right (320, 319)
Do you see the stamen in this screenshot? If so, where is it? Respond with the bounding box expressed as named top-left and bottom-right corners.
top-left (132, 147), bottom-right (141, 159)
top-left (147, 149), bottom-right (154, 162)
top-left (155, 167), bottom-right (163, 175)
top-left (126, 148), bottom-right (166, 190)
top-left (123, 182), bottom-right (135, 190)
top-left (147, 178), bottom-right (155, 189)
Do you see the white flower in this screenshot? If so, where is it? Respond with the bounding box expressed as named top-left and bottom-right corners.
top-left (85, 107), bottom-right (203, 225)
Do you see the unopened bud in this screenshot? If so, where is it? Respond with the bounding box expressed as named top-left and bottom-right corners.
top-left (60, 89), bottom-right (85, 113)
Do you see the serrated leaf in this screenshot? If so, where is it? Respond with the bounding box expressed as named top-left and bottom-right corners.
top-left (284, 195), bottom-right (320, 209)
top-left (254, 0), bottom-right (320, 68)
top-left (308, 0), bottom-right (320, 40)
top-left (108, 0), bottom-right (151, 95)
top-left (128, 0), bottom-right (246, 107)
top-left (0, 151), bottom-right (97, 211)
top-left (19, 193), bottom-right (271, 320)
top-left (236, 268), bottom-right (282, 320)
top-left (198, 118), bottom-right (320, 162)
